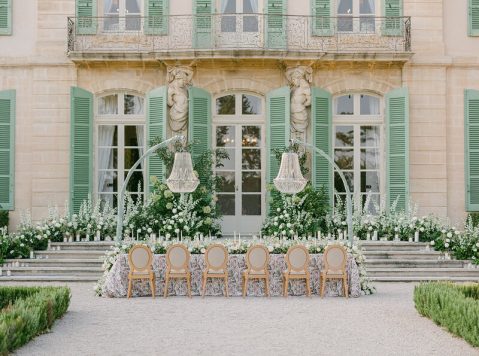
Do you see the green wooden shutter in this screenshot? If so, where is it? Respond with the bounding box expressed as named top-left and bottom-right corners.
top-left (70, 87), bottom-right (93, 214)
top-left (266, 86), bottom-right (290, 184)
top-left (76, 0), bottom-right (97, 35)
top-left (386, 87), bottom-right (409, 211)
top-left (188, 86), bottom-right (211, 184)
top-left (0, 89), bottom-right (15, 210)
top-left (193, 0), bottom-right (213, 49)
top-left (147, 86), bottom-right (167, 194)
top-left (145, 0), bottom-right (169, 35)
top-left (465, 89), bottom-right (479, 211)
top-left (312, 0), bottom-right (333, 36)
top-left (311, 87), bottom-right (332, 206)
top-left (383, 0), bottom-right (403, 36)
top-left (266, 0), bottom-right (287, 49)
top-left (0, 0), bottom-right (11, 35)
top-left (469, 0), bottom-right (479, 36)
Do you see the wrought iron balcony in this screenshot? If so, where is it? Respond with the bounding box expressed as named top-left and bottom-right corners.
top-left (67, 14), bottom-right (412, 61)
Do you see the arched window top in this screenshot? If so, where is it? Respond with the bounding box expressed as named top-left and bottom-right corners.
top-left (97, 92), bottom-right (144, 116)
top-left (334, 93), bottom-right (381, 116)
top-left (215, 93), bottom-right (262, 116)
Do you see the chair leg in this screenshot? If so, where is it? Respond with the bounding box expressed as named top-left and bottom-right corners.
top-left (320, 276), bottom-right (326, 298)
top-left (127, 278), bottom-right (132, 298)
top-left (163, 275), bottom-right (169, 298)
top-left (202, 274), bottom-right (207, 298)
top-left (187, 275), bottom-right (192, 298)
top-left (265, 275), bottom-right (270, 297)
top-left (243, 275), bottom-right (248, 298)
top-left (284, 276), bottom-right (288, 297)
top-left (150, 278), bottom-right (155, 299)
top-left (224, 276), bottom-right (229, 297)
top-left (343, 276), bottom-right (349, 298)
top-left (306, 276), bottom-right (311, 297)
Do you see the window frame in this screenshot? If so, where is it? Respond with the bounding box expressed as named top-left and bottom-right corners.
top-left (334, 0), bottom-right (379, 33)
top-left (332, 91), bottom-right (385, 213)
top-left (94, 91), bottom-right (146, 207)
top-left (101, 0), bottom-right (143, 32)
top-left (214, 92), bottom-right (264, 122)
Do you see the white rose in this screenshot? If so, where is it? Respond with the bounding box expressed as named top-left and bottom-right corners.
top-left (175, 228), bottom-right (180, 233)
top-left (276, 208), bottom-right (281, 212)
top-left (268, 246), bottom-right (274, 252)
top-left (430, 240), bottom-right (435, 246)
top-left (444, 243), bottom-right (449, 248)
top-left (445, 239), bottom-right (450, 243)
top-left (201, 248), bottom-right (206, 253)
top-left (420, 227), bottom-right (425, 232)
top-left (147, 228), bottom-right (152, 233)
top-left (447, 232), bottom-right (452, 238)
top-left (172, 209), bottom-right (177, 214)
top-left (454, 231), bottom-right (460, 235)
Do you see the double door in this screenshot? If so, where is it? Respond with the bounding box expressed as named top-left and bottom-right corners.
top-left (214, 124), bottom-right (265, 234)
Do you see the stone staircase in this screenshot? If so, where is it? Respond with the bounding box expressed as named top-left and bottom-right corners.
top-left (360, 241), bottom-right (479, 282)
top-left (1, 240), bottom-right (478, 282)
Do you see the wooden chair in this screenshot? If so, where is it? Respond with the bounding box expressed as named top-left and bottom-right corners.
top-left (283, 245), bottom-right (311, 297)
top-left (243, 244), bottom-right (270, 297)
top-left (127, 244), bottom-right (155, 298)
top-left (164, 244), bottom-right (192, 298)
top-left (202, 244), bottom-right (229, 297)
top-left (320, 244), bottom-right (349, 298)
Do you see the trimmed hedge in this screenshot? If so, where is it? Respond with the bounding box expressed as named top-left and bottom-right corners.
top-left (0, 286), bottom-right (71, 354)
top-left (414, 282), bottom-right (479, 347)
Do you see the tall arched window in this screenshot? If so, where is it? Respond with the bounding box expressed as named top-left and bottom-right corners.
top-left (333, 92), bottom-right (383, 213)
top-left (95, 92), bottom-right (145, 207)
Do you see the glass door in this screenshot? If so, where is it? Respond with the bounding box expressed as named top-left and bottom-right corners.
top-left (214, 124), bottom-right (265, 234)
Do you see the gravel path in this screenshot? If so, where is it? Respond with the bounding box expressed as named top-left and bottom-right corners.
top-left (7, 282), bottom-right (477, 356)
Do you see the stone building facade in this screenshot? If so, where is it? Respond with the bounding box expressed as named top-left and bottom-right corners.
top-left (0, 0), bottom-right (478, 233)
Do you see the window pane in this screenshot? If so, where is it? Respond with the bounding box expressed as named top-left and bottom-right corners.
top-left (242, 149), bottom-right (261, 169)
top-left (98, 125), bottom-right (118, 146)
top-left (98, 148), bottom-right (117, 169)
top-left (99, 194), bottom-right (118, 209)
top-left (360, 17), bottom-right (375, 32)
top-left (361, 148), bottom-right (380, 169)
top-left (360, 0), bottom-right (374, 14)
top-left (105, 0), bottom-right (119, 13)
top-left (336, 95), bottom-right (354, 115)
top-left (217, 172), bottom-right (235, 192)
top-left (125, 171), bottom-right (144, 192)
top-left (125, 148), bottom-right (141, 169)
top-left (334, 171), bottom-right (354, 193)
top-left (98, 170), bottom-right (118, 192)
top-left (124, 126), bottom-right (140, 146)
top-left (216, 126), bottom-right (235, 147)
top-left (98, 95), bottom-right (118, 115)
top-left (337, 0), bottom-right (352, 14)
top-left (335, 126), bottom-right (354, 147)
top-left (124, 95), bottom-right (144, 114)
top-left (362, 194), bottom-right (380, 215)
top-left (126, 0), bottom-right (140, 12)
top-left (360, 95), bottom-right (380, 115)
top-left (334, 149), bottom-right (354, 170)
top-left (242, 194), bottom-right (261, 215)
top-left (216, 95), bottom-right (236, 114)
top-left (242, 95), bottom-right (261, 114)
top-left (218, 194), bottom-right (235, 215)
top-left (360, 126), bottom-right (380, 147)
top-left (242, 172), bottom-right (261, 192)
top-left (337, 17), bottom-right (353, 31)
top-left (217, 148), bottom-right (235, 170)
top-left (126, 15), bottom-right (141, 30)
top-left (361, 171), bottom-right (380, 193)
top-left (104, 16), bottom-right (120, 31)
top-left (242, 125), bottom-right (261, 147)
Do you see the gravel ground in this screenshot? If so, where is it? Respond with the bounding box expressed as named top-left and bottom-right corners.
top-left (6, 282), bottom-right (477, 356)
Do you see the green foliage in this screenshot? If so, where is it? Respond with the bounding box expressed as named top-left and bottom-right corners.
top-left (0, 286), bottom-right (71, 354)
top-left (0, 211), bottom-right (7, 229)
top-left (467, 213), bottom-right (479, 228)
top-left (414, 282), bottom-right (479, 347)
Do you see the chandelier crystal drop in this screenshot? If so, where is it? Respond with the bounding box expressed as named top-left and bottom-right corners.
top-left (273, 152), bottom-right (308, 194)
top-left (166, 152), bottom-right (200, 193)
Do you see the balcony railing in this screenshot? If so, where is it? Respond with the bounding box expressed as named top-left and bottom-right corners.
top-left (67, 14), bottom-right (411, 58)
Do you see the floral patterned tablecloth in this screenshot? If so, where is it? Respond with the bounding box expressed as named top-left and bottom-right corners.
top-left (102, 254), bottom-right (361, 298)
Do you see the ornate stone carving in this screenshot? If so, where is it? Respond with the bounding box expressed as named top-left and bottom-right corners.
top-left (167, 66), bottom-right (194, 135)
top-left (286, 66), bottom-right (312, 137)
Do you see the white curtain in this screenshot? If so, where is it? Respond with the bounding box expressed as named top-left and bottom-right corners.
top-left (99, 95), bottom-right (118, 115)
top-left (221, 0), bottom-right (231, 13)
top-left (369, 96), bottom-right (380, 115)
top-left (104, 0), bottom-right (113, 13)
top-left (248, 0), bottom-right (258, 13)
top-left (98, 126), bottom-right (116, 206)
top-left (367, 0), bottom-right (375, 14)
top-left (131, 96), bottom-right (144, 114)
top-left (136, 125), bottom-right (145, 190)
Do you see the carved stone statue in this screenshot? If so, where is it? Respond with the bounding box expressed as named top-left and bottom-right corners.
top-left (167, 66), bottom-right (193, 134)
top-left (286, 66), bottom-right (312, 137)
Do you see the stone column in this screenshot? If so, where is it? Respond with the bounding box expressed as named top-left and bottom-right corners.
top-left (167, 66), bottom-right (194, 137)
top-left (285, 66), bottom-right (312, 142)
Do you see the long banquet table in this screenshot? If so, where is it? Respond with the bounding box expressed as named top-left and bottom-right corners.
top-left (102, 253), bottom-right (362, 298)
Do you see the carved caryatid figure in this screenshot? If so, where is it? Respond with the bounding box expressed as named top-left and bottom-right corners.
top-left (286, 66), bottom-right (312, 137)
top-left (167, 66), bottom-right (193, 134)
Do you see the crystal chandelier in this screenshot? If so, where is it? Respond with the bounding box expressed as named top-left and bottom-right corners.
top-left (166, 152), bottom-right (200, 193)
top-left (273, 152), bottom-right (308, 194)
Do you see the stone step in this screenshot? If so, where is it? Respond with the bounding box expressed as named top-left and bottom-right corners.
top-left (0, 266), bottom-right (103, 275)
top-left (49, 241), bottom-right (115, 251)
top-left (0, 275), bottom-right (100, 282)
top-left (359, 241), bottom-right (429, 251)
top-left (34, 250), bottom-right (106, 259)
top-left (366, 267), bottom-right (479, 277)
top-left (363, 251), bottom-right (441, 260)
top-left (3, 258), bottom-right (103, 267)
top-left (364, 259), bottom-right (469, 268)
top-left (369, 276), bottom-right (479, 282)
